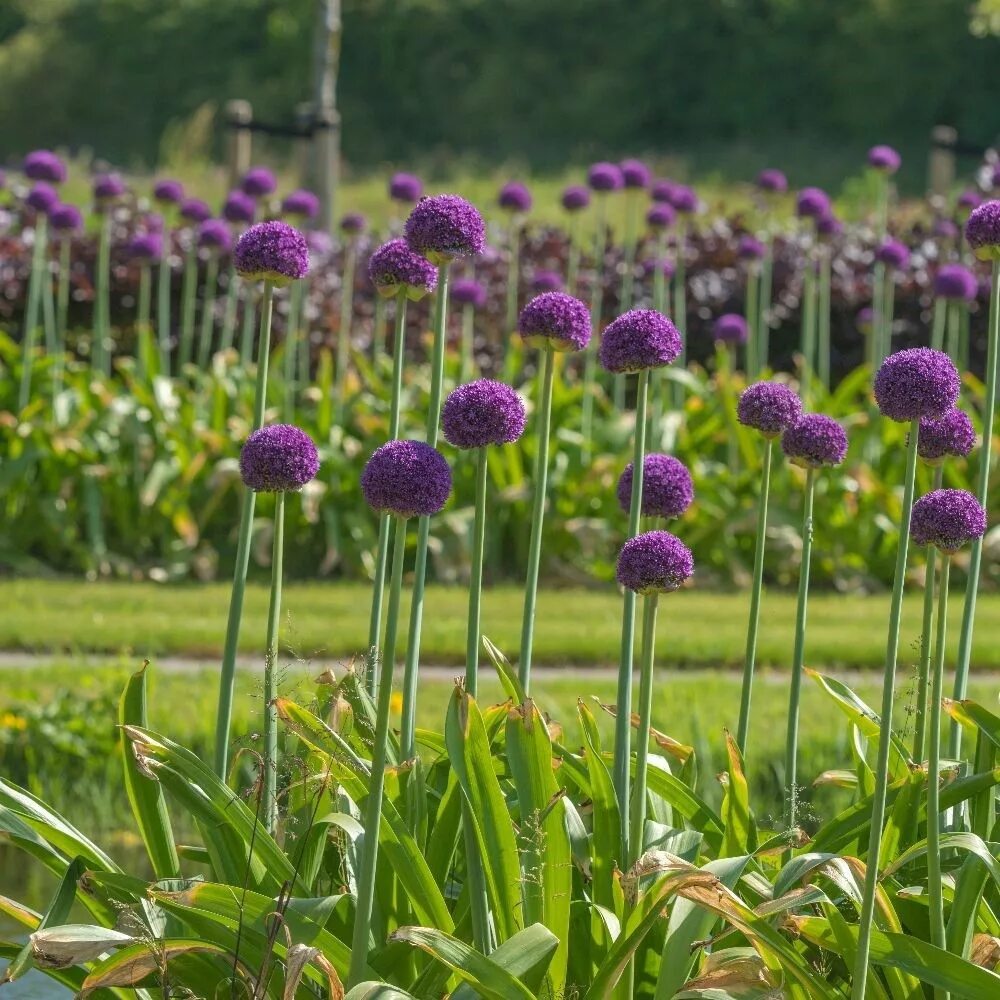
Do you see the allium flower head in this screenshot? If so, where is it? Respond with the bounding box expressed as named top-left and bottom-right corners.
top-left (281, 189), bottom-right (320, 220)
top-left (620, 159), bottom-right (651, 189)
top-left (26, 183), bottom-right (58, 214)
top-left (404, 194), bottom-right (486, 264)
top-left (737, 381), bottom-right (802, 438)
top-left (389, 172), bottom-right (423, 203)
top-left (361, 439), bottom-right (452, 518)
top-left (368, 238), bottom-right (438, 301)
top-left (782, 414), bottom-right (848, 468)
top-left (442, 379), bottom-right (527, 449)
top-left (667, 185), bottom-right (698, 214)
top-left (198, 219), bottom-right (232, 253)
top-left (875, 238), bottom-right (910, 270)
top-left (180, 198), bottom-right (212, 225)
top-left (240, 166), bottom-right (277, 199)
top-left (153, 179), bottom-right (184, 205)
top-left (816, 213), bottom-right (843, 238)
top-left (756, 168), bottom-right (788, 193)
top-left (599, 308), bottom-right (681, 373)
top-left (93, 174), bottom-right (126, 207)
top-left (934, 264), bottom-right (978, 301)
top-left (616, 530), bottom-right (694, 595)
top-left (239, 424), bottom-right (319, 493)
top-left (451, 277), bottom-right (487, 307)
top-left (796, 187), bottom-right (831, 220)
top-left (933, 218), bottom-right (959, 241)
top-left (518, 291), bottom-right (591, 352)
top-left (24, 150), bottom-right (66, 184)
top-left (561, 185), bottom-right (590, 212)
top-left (874, 348), bottom-right (960, 422)
top-left (856, 307), bottom-right (875, 335)
top-left (868, 145), bottom-right (901, 174)
top-left (128, 232), bottom-right (163, 261)
top-left (340, 212), bottom-right (367, 236)
top-left (646, 204), bottom-right (675, 230)
top-left (737, 235), bottom-right (766, 260)
top-left (713, 313), bottom-right (748, 345)
top-left (910, 489), bottom-right (986, 552)
top-left (965, 201), bottom-right (1000, 261)
top-left (498, 182), bottom-right (532, 213)
top-left (957, 189), bottom-right (982, 212)
top-left (49, 203), bottom-right (82, 233)
top-left (918, 408), bottom-right (976, 465)
top-left (650, 179), bottom-right (677, 203)
top-left (222, 190), bottom-right (256, 225)
top-left (233, 220), bottom-right (309, 286)
top-left (587, 162), bottom-right (624, 192)
top-left (617, 454), bottom-right (694, 519)
top-left (531, 270), bottom-right (563, 293)
top-left (306, 230), bottom-right (333, 259)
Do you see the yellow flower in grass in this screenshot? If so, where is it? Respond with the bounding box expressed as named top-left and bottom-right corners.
top-left (389, 692), bottom-right (404, 715)
top-left (1, 713), bottom-right (27, 731)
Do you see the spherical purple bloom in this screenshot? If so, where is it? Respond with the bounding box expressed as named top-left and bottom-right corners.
top-left (361, 439), bottom-right (452, 518)
top-left (965, 200), bottom-right (1000, 261)
top-left (198, 219), bottom-right (232, 253)
top-left (910, 489), bottom-right (986, 552)
top-left (875, 238), bottom-right (910, 270)
top-left (531, 270), bottom-right (563, 293)
top-left (451, 277), bottom-right (487, 308)
top-left (957, 189), bottom-right (982, 212)
top-left (239, 424), bottom-right (319, 493)
top-left (713, 313), bottom-right (748, 345)
top-left (153, 179), bottom-right (184, 205)
top-left (868, 145), bottom-right (901, 174)
top-left (932, 218), bottom-right (959, 241)
top-left (737, 381), bottom-right (803, 438)
top-left (646, 204), bottom-right (675, 230)
top-left (587, 162), bottom-right (624, 193)
top-left (756, 168), bottom-right (788, 194)
top-left (599, 308), bottom-right (681, 373)
top-left (934, 264), bottom-right (978, 301)
top-left (816, 213), bottom-right (843, 238)
top-left (404, 194), bottom-right (486, 265)
top-left (128, 232), bottom-right (163, 261)
top-left (857, 307), bottom-right (875, 335)
top-left (240, 166), bottom-right (277, 199)
top-left (498, 182), bottom-right (532, 213)
top-left (368, 238), bottom-right (439, 301)
top-left (26, 183), bottom-right (58, 214)
top-left (561, 185), bottom-right (590, 212)
top-left (340, 212), bottom-right (367, 236)
top-left (796, 187), bottom-right (831, 220)
top-left (233, 220), bottom-right (310, 286)
top-left (650, 179), bottom-right (677, 203)
top-left (281, 189), bottom-right (320, 220)
top-left (737, 235), bottom-right (766, 260)
top-left (442, 379), bottom-right (527, 449)
top-left (48, 203), bottom-right (82, 233)
top-left (179, 198), bottom-right (212, 224)
top-left (874, 348), bottom-right (960, 422)
top-left (616, 530), bottom-right (694, 595)
top-left (617, 454), bottom-right (694, 519)
top-left (144, 213), bottom-right (165, 234)
top-left (918, 408), bottom-right (976, 465)
top-left (667, 185), bottom-right (698, 214)
top-left (93, 173), bottom-right (126, 203)
top-left (518, 291), bottom-right (592, 352)
top-left (389, 172), bottom-right (423, 203)
top-left (23, 150), bottom-right (66, 184)
top-left (620, 159), bottom-right (651, 189)
top-left (222, 190), bottom-right (256, 225)
top-left (782, 414), bottom-right (848, 468)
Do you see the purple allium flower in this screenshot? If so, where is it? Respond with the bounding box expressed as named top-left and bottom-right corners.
top-left (442, 379), bottom-right (527, 449)
top-left (965, 201), bottom-right (1000, 261)
top-left (389, 172), bottom-right (423, 203)
top-left (239, 424), bottom-right (319, 493)
top-left (404, 194), bottom-right (486, 265)
top-left (737, 381), bottom-right (803, 438)
top-left (179, 198), bottom-right (212, 225)
top-left (240, 166), bottom-right (277, 199)
top-left (198, 219), bottom-right (232, 253)
top-left (531, 270), bottom-right (563, 293)
top-left (957, 189), bottom-right (982, 212)
top-left (153, 179), bottom-right (184, 205)
top-left (340, 212), bottom-right (367, 236)
top-left (587, 162), bottom-right (624, 193)
top-left (932, 218), bottom-right (959, 241)
top-left (816, 213), bottom-right (843, 238)
top-left (518, 291), bottom-right (592, 352)
top-left (498, 181), bottom-right (532, 213)
top-left (233, 220), bottom-right (310, 286)
top-left (23, 150), bottom-right (66, 184)
top-left (910, 489), bottom-right (986, 552)
top-left (737, 235), bottom-right (766, 260)
top-left (713, 313), bottom-right (748, 345)
top-left (281, 189), bottom-right (320, 220)
top-left (620, 159), bottom-right (651, 189)
top-left (93, 173), bottom-right (126, 203)
top-left (599, 308), bottom-right (681, 373)
top-left (756, 168), bottom-right (788, 194)
top-left (874, 348), bottom-right (960, 422)
top-left (796, 187), bottom-right (831, 220)
top-left (617, 454), bottom-right (694, 519)
top-left (918, 408), bottom-right (976, 465)
top-left (650, 179), bottom-right (677, 203)
top-left (667, 185), bottom-right (698, 214)
top-left (361, 439), bottom-right (452, 518)
top-left (782, 414), bottom-right (848, 468)
top-left (857, 307), bottom-right (875, 335)
top-left (128, 232), bottom-right (163, 261)
top-left (451, 277), bottom-right (487, 308)
top-left (306, 230), bottom-right (333, 258)
top-left (26, 183), bottom-right (58, 214)
top-left (222, 190), bottom-right (256, 225)
top-left (875, 238), bottom-right (910, 270)
top-left (368, 238), bottom-right (439, 300)
top-left (934, 264), bottom-right (978, 301)
top-left (646, 204), bottom-right (676, 230)
top-left (868, 145), bottom-right (901, 174)
top-left (561, 185), bottom-right (590, 212)
top-left (616, 530), bottom-right (694, 595)
top-left (144, 213), bottom-right (165, 234)
top-left (48, 203), bottom-right (82, 233)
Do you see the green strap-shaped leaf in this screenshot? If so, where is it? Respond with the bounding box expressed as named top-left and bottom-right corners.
top-left (720, 733), bottom-right (751, 858)
top-left (451, 923), bottom-right (560, 999)
top-left (945, 699), bottom-right (1000, 749)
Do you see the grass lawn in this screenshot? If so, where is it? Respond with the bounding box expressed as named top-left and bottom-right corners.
top-left (5, 579), bottom-right (1000, 671)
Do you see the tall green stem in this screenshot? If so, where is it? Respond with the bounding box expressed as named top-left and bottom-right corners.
top-left (178, 244), bottom-right (198, 369)
top-left (220, 265), bottom-right (239, 354)
top-left (18, 215), bottom-right (48, 410)
top-left (297, 278), bottom-right (312, 391)
top-left (958, 303), bottom-right (971, 375)
top-left (283, 280), bottom-right (305, 418)
top-left (757, 234), bottom-right (773, 373)
top-left (852, 418), bottom-right (920, 999)
top-left (736, 437), bottom-right (773, 753)
top-left (581, 195), bottom-right (606, 461)
top-left (871, 261), bottom-right (887, 367)
top-left (335, 243), bottom-right (357, 424)
top-left (621, 189), bottom-right (638, 313)
top-left (629, 591), bottom-right (659, 864)
top-left (950, 260), bottom-right (1000, 760)
top-left (214, 281), bottom-right (275, 778)
top-left (239, 280), bottom-right (256, 366)
top-left (461, 303), bottom-right (475, 381)
top-left (518, 345), bottom-right (557, 691)
top-left (799, 251), bottom-right (816, 397)
top-left (505, 218), bottom-right (521, 334)
top-left (348, 514), bottom-right (408, 988)
top-left (466, 446), bottom-right (489, 695)
top-left (566, 214), bottom-right (581, 296)
top-left (157, 237), bottom-right (172, 375)
top-left (930, 297), bottom-right (947, 353)
top-left (914, 465), bottom-right (944, 762)
top-left (372, 293), bottom-right (387, 366)
top-left (54, 237), bottom-right (70, 399)
top-left (197, 255), bottom-right (219, 371)
top-left (881, 270), bottom-right (896, 362)
top-left (262, 490), bottom-right (285, 836)
top-left (136, 263), bottom-right (152, 381)
top-left (95, 212), bottom-right (111, 376)
top-left (817, 249), bottom-right (831, 391)
top-left (745, 262), bottom-right (760, 381)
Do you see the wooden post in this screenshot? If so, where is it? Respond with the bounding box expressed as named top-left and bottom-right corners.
top-left (312, 0), bottom-right (342, 233)
top-left (929, 125), bottom-right (957, 197)
top-left (225, 100), bottom-right (254, 190)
